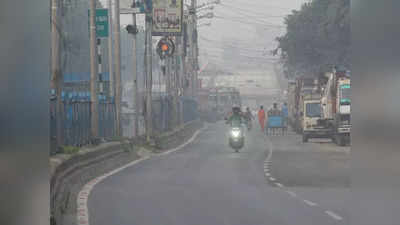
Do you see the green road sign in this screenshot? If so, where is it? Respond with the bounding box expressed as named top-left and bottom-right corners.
top-left (88, 9), bottom-right (109, 38)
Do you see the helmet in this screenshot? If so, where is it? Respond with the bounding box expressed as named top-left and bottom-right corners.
top-left (232, 104), bottom-right (240, 113)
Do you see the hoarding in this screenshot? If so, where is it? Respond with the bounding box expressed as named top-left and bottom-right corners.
top-left (152, 0), bottom-right (183, 36)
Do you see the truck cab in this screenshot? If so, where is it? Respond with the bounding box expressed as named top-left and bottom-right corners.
top-left (302, 99), bottom-right (331, 142)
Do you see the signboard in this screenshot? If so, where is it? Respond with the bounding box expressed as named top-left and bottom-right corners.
top-left (152, 0), bottom-right (183, 36)
top-left (88, 9), bottom-right (109, 38)
top-left (120, 8), bottom-right (142, 14)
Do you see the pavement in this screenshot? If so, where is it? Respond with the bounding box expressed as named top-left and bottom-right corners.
top-left (88, 122), bottom-right (350, 225)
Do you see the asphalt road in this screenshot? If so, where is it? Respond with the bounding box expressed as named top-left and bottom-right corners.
top-left (88, 122), bottom-right (350, 225)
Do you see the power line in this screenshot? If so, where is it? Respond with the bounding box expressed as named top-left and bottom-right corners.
top-left (199, 36), bottom-right (275, 51)
top-left (219, 3), bottom-right (287, 19)
top-left (219, 0), bottom-right (295, 11)
top-left (213, 15), bottom-right (284, 28)
top-left (216, 10), bottom-right (282, 27)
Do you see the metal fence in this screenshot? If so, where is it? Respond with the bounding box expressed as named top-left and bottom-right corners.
top-left (50, 95), bottom-right (116, 155)
top-left (151, 96), bottom-right (199, 134)
top-left (181, 96), bottom-right (199, 123)
top-left (51, 94), bottom-right (198, 154)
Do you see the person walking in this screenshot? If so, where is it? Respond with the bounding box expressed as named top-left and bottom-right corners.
top-left (281, 102), bottom-right (289, 132)
top-left (258, 106), bottom-right (266, 133)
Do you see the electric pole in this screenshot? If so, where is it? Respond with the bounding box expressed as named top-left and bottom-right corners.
top-left (172, 47), bottom-right (180, 129)
top-left (177, 36), bottom-right (184, 127)
top-left (51, 0), bottom-right (63, 148)
top-left (114, 0), bottom-right (122, 136)
top-left (89, 0), bottom-right (99, 141)
top-left (108, 0), bottom-right (114, 97)
top-left (131, 12), bottom-right (139, 137)
top-left (145, 14), bottom-right (153, 142)
top-left (192, 0), bottom-right (198, 99)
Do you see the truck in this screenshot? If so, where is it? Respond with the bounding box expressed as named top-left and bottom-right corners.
top-left (320, 68), bottom-right (351, 146)
top-left (288, 77), bottom-right (320, 133)
top-left (301, 94), bottom-right (331, 142)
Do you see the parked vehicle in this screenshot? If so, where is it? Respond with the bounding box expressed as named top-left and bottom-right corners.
top-left (320, 68), bottom-right (351, 146)
top-left (287, 77), bottom-right (320, 133)
top-left (302, 99), bottom-right (331, 142)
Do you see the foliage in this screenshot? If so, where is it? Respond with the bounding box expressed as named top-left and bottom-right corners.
top-left (61, 145), bottom-right (80, 154)
top-left (274, 0), bottom-right (350, 78)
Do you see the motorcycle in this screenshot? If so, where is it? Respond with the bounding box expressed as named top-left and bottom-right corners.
top-left (229, 126), bottom-right (245, 152)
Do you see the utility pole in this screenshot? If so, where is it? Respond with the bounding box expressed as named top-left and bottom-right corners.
top-left (172, 46), bottom-right (180, 129)
top-left (131, 12), bottom-right (139, 136)
top-left (166, 57), bottom-right (171, 96)
top-left (51, 0), bottom-right (63, 148)
top-left (114, 0), bottom-right (122, 136)
top-left (192, 0), bottom-right (198, 99)
top-left (177, 36), bottom-right (184, 127)
top-left (145, 14), bottom-right (153, 142)
top-left (108, 0), bottom-right (114, 97)
top-left (188, 0), bottom-right (197, 98)
top-left (89, 0), bottom-right (99, 141)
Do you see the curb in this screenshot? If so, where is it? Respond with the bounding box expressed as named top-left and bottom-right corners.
top-left (76, 123), bottom-right (207, 225)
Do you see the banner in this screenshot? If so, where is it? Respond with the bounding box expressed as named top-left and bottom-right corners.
top-left (152, 0), bottom-right (183, 36)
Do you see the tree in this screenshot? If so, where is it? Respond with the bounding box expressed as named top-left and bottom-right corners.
top-left (274, 0), bottom-right (350, 78)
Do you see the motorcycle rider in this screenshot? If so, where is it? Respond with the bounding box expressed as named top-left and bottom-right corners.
top-left (226, 105), bottom-right (245, 127)
top-left (226, 105), bottom-right (246, 152)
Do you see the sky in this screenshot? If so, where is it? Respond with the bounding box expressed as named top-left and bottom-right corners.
top-left (196, 0), bottom-right (308, 71)
top-left (100, 0), bottom-right (307, 71)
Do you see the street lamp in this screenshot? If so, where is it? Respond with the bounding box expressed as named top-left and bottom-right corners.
top-left (198, 22), bottom-right (212, 27)
top-left (197, 12), bottom-right (214, 20)
top-left (197, 5), bottom-right (214, 12)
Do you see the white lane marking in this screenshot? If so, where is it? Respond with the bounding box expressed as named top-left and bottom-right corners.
top-left (275, 183), bottom-right (284, 188)
top-left (265, 172), bottom-right (270, 176)
top-left (325, 210), bottom-right (343, 221)
top-left (76, 156), bottom-right (149, 225)
top-left (76, 125), bottom-right (207, 225)
top-left (303, 199), bottom-right (318, 207)
top-left (269, 177), bottom-right (276, 181)
top-left (158, 126), bottom-right (208, 156)
top-left (286, 191), bottom-right (297, 197)
top-left (264, 136), bottom-right (273, 162)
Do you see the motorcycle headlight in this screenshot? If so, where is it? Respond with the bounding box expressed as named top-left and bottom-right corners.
top-left (231, 130), bottom-right (241, 138)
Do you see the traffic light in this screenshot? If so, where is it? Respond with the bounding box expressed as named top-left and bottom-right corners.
top-left (156, 37), bottom-right (175, 59)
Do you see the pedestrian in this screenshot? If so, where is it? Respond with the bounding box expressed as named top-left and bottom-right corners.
top-left (258, 106), bottom-right (266, 133)
top-left (281, 102), bottom-right (289, 132)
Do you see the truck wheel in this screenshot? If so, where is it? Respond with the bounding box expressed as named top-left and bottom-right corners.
top-left (302, 134), bottom-right (308, 143)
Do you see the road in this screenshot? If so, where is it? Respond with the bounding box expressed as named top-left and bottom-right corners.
top-left (88, 122), bottom-right (349, 225)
